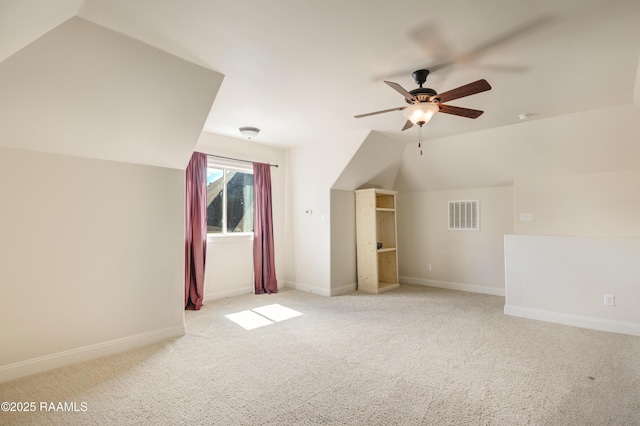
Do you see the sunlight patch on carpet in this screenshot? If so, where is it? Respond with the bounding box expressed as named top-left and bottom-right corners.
top-left (226, 304), bottom-right (303, 330)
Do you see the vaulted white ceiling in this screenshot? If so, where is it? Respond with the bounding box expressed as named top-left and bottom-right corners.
top-left (2, 0), bottom-right (638, 151)
top-left (0, 13), bottom-right (223, 169)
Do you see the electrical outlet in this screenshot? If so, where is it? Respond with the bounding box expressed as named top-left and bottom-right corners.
top-left (604, 294), bottom-right (615, 306)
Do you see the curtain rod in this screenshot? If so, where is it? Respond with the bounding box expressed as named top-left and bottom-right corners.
top-left (206, 154), bottom-right (279, 168)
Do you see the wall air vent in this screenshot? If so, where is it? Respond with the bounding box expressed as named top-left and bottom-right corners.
top-left (448, 200), bottom-right (479, 231)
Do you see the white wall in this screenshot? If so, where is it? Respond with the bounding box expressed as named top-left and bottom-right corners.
top-left (0, 15), bottom-right (222, 382)
top-left (397, 186), bottom-right (514, 296)
top-left (0, 146), bottom-right (185, 382)
top-left (286, 146), bottom-right (334, 295)
top-left (330, 190), bottom-right (357, 294)
top-left (195, 132), bottom-right (286, 301)
top-left (504, 168), bottom-right (640, 335)
top-left (513, 170), bottom-right (640, 237)
top-left (494, 109), bottom-right (640, 335)
top-left (202, 235), bottom-right (254, 301)
top-left (390, 104), bottom-right (640, 299)
top-left (505, 235), bottom-right (640, 336)
top-left (288, 103), bottom-right (638, 298)
top-left (285, 131), bottom-right (367, 296)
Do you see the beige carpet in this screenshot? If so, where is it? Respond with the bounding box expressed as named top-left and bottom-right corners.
top-left (1, 284), bottom-right (639, 425)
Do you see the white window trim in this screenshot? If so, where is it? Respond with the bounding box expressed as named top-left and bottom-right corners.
top-left (207, 233), bottom-right (253, 243)
top-left (207, 157), bottom-right (254, 240)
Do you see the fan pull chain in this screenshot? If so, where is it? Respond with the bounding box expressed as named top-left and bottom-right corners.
top-left (418, 125), bottom-right (423, 155)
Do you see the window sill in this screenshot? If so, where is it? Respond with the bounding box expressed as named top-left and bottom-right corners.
top-left (207, 233), bottom-right (254, 244)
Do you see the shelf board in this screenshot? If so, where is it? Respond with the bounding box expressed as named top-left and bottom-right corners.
top-left (377, 248), bottom-right (396, 253)
top-left (376, 208), bottom-right (395, 212)
top-left (377, 282), bottom-right (400, 293)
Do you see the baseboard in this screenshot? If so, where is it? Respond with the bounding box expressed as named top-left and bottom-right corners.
top-left (504, 305), bottom-right (640, 337)
top-left (400, 276), bottom-right (505, 297)
top-left (0, 325), bottom-right (185, 384)
top-left (282, 281), bottom-right (331, 297)
top-left (330, 283), bottom-right (357, 296)
top-left (204, 287), bottom-right (253, 302)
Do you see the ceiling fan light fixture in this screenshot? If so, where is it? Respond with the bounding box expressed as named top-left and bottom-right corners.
top-left (403, 102), bottom-right (439, 126)
top-left (239, 126), bottom-right (260, 139)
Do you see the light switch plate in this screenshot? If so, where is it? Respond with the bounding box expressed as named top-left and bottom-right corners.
top-left (519, 213), bottom-right (533, 221)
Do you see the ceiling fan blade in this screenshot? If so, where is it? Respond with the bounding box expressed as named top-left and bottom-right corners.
top-left (417, 16), bottom-right (552, 74)
top-left (401, 120), bottom-right (414, 131)
top-left (453, 15), bottom-right (552, 64)
top-left (438, 104), bottom-right (484, 119)
top-left (435, 79), bottom-right (491, 103)
top-left (384, 81), bottom-right (416, 103)
top-left (354, 106), bottom-right (407, 119)
top-left (375, 15), bottom-right (552, 81)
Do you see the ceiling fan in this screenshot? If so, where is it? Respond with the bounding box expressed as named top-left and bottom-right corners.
top-left (355, 69), bottom-right (491, 131)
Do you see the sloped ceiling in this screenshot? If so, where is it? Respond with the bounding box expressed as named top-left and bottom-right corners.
top-left (332, 131), bottom-right (405, 191)
top-left (1, 0), bottom-right (640, 178)
top-left (75, 0), bottom-right (640, 147)
top-left (0, 15), bottom-right (223, 169)
top-left (395, 104), bottom-right (640, 192)
top-left (0, 0), bottom-right (84, 63)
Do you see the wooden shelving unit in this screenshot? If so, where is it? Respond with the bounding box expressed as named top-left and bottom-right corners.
top-left (355, 188), bottom-right (399, 294)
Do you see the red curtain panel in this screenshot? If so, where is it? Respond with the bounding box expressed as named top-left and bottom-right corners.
top-left (185, 152), bottom-right (207, 310)
top-left (253, 162), bottom-right (278, 294)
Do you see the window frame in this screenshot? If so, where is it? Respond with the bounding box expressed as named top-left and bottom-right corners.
top-left (206, 157), bottom-right (254, 241)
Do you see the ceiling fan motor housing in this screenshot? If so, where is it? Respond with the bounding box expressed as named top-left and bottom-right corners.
top-left (407, 87), bottom-right (438, 104)
top-left (408, 69), bottom-right (439, 103)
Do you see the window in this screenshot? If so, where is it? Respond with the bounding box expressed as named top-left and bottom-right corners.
top-left (206, 158), bottom-right (254, 234)
top-left (448, 200), bottom-right (479, 231)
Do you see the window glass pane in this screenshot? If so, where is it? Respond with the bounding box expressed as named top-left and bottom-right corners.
top-left (225, 170), bottom-right (254, 233)
top-left (206, 168), bottom-right (224, 233)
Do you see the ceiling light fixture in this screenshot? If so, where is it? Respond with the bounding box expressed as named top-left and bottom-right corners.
top-left (239, 126), bottom-right (260, 139)
top-left (403, 102), bottom-right (439, 156)
top-left (403, 102), bottom-right (439, 127)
